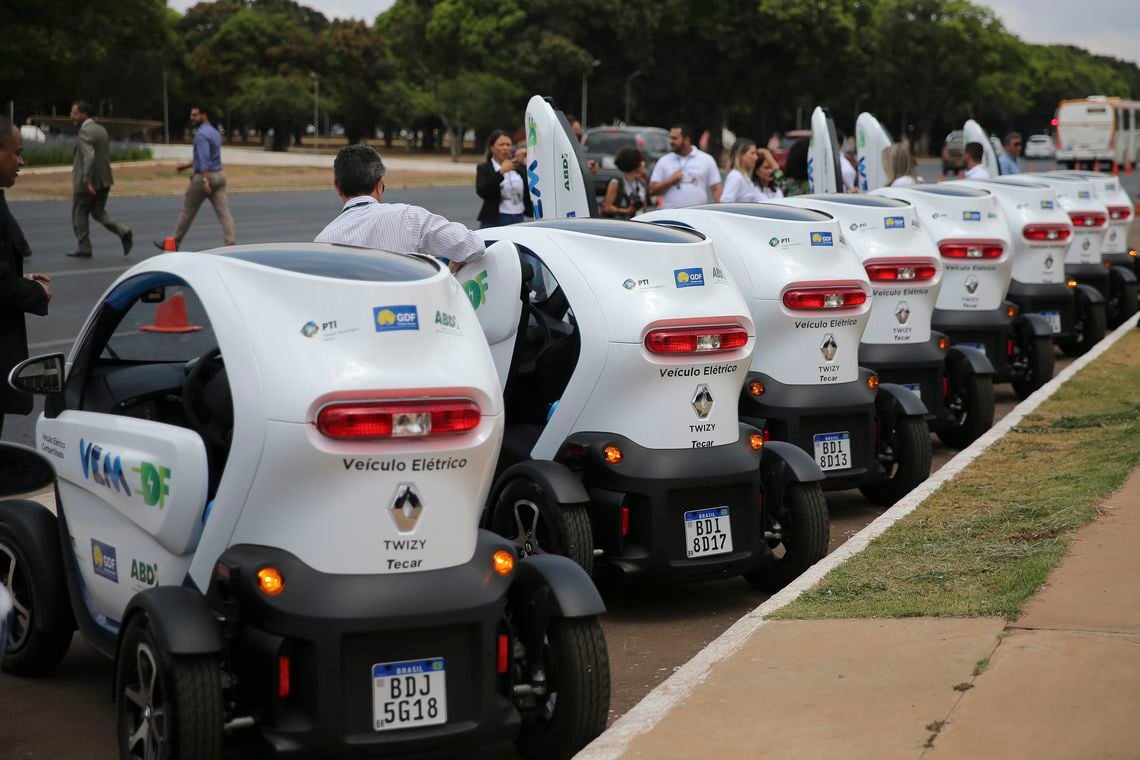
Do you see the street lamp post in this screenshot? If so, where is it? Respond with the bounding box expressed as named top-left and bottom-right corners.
top-left (581, 58), bottom-right (601, 132)
top-left (624, 69), bottom-right (643, 124)
top-left (310, 72), bottom-right (320, 152)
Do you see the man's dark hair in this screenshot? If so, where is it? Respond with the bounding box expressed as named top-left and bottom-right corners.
top-left (965, 141), bottom-right (984, 163)
top-left (614, 147), bottom-right (644, 173)
top-left (191, 103), bottom-right (211, 117)
top-left (73, 100), bottom-right (94, 117)
top-left (672, 123), bottom-right (693, 141)
top-left (0, 115), bottom-right (15, 148)
top-left (1003, 132), bottom-right (1021, 147)
top-left (334, 144), bottom-right (386, 197)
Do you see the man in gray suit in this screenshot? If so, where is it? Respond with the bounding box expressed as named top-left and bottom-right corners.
top-left (67, 100), bottom-right (132, 258)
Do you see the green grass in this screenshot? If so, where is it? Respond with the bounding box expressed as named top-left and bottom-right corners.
top-left (774, 330), bottom-right (1140, 620)
top-left (21, 138), bottom-right (152, 167)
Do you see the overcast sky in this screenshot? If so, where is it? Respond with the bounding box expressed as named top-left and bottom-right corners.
top-left (169, 0), bottom-right (1139, 66)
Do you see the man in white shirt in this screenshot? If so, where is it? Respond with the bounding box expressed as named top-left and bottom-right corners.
top-left (649, 124), bottom-right (722, 208)
top-left (963, 142), bottom-right (991, 180)
top-left (316, 145), bottom-right (483, 271)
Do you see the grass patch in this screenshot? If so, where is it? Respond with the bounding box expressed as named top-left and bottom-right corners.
top-left (22, 137), bottom-right (152, 167)
top-left (9, 164), bottom-right (472, 200)
top-left (773, 330), bottom-right (1140, 620)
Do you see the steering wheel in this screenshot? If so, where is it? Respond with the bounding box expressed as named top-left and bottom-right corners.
top-left (181, 347), bottom-right (231, 451)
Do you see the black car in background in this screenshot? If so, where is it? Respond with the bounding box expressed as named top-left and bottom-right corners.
top-left (581, 126), bottom-right (671, 197)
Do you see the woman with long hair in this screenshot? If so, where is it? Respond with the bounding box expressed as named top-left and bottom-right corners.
top-left (475, 129), bottom-right (533, 228)
top-left (883, 143), bottom-right (919, 187)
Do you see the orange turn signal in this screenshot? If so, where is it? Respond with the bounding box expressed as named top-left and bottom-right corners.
top-left (749, 433), bottom-right (764, 451)
top-left (257, 567), bottom-right (285, 596)
top-left (938, 336), bottom-right (950, 351)
top-left (748, 381), bottom-right (765, 397)
top-left (1006, 305), bottom-right (1017, 318)
top-left (1129, 248), bottom-right (1137, 257)
top-left (867, 374), bottom-right (879, 390)
top-left (1067, 279), bottom-right (1078, 288)
top-left (492, 550), bottom-right (515, 576)
top-left (603, 445), bottom-right (624, 464)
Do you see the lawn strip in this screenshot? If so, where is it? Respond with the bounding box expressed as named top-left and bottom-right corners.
top-left (774, 330), bottom-right (1140, 620)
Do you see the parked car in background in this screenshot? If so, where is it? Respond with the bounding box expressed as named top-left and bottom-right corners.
top-left (772, 129), bottom-right (811, 169)
top-left (582, 126), bottom-right (670, 197)
top-left (1024, 134), bottom-right (1055, 159)
top-left (942, 130), bottom-right (964, 174)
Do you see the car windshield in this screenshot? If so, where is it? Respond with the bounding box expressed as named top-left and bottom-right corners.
top-left (586, 130), bottom-right (669, 156)
top-left (1027, 136), bottom-right (1050, 144)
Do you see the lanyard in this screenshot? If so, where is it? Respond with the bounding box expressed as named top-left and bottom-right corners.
top-left (340, 201), bottom-right (373, 215)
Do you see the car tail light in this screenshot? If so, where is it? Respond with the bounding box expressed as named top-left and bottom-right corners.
top-left (1108, 206), bottom-right (1132, 222)
top-left (939, 240), bottom-right (1004, 259)
top-left (621, 506), bottom-right (631, 536)
top-left (1069, 211), bottom-right (1107, 228)
top-left (497, 635), bottom-right (510, 674)
top-left (317, 399), bottom-right (480, 439)
top-left (278, 656), bottom-right (291, 698)
top-left (782, 286), bottom-right (867, 310)
top-left (1023, 224), bottom-right (1072, 243)
top-left (864, 259), bottom-right (937, 282)
top-left (644, 324), bottom-right (749, 354)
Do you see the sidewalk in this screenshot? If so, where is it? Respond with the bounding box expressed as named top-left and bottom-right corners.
top-left (584, 465), bottom-right (1140, 760)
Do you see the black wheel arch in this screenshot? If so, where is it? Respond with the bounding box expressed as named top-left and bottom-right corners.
top-left (0, 498), bottom-right (76, 635)
top-left (1074, 282), bottom-right (1106, 305)
top-left (489, 460), bottom-right (590, 528)
top-left (116, 586), bottom-right (222, 668)
top-left (1013, 312), bottom-right (1055, 339)
top-left (946, 345), bottom-right (996, 376)
top-left (759, 440), bottom-right (823, 519)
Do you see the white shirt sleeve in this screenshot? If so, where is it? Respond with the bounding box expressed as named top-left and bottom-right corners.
top-left (408, 206), bottom-right (485, 263)
top-left (720, 171), bottom-right (752, 202)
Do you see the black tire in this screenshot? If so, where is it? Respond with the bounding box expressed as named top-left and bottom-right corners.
top-left (1060, 295), bottom-right (1107, 357)
top-left (937, 372), bottom-right (995, 449)
top-left (116, 612), bottom-right (223, 760)
top-left (859, 416), bottom-right (932, 507)
top-left (491, 479), bottom-right (593, 575)
top-left (1107, 275), bottom-right (1139, 329)
top-left (1011, 335), bottom-right (1055, 400)
top-left (743, 482), bottom-right (829, 593)
top-left (0, 522), bottom-right (72, 676)
top-left (515, 616), bottom-right (610, 760)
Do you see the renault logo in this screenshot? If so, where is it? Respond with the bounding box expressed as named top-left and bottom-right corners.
top-left (1044, 254), bottom-right (1054, 269)
top-left (692, 384), bottom-right (714, 419)
top-left (820, 334), bottom-right (838, 361)
top-left (389, 483), bottom-right (424, 533)
top-left (965, 275), bottom-right (979, 294)
top-left (1082, 239), bottom-right (1091, 252)
top-left (895, 301), bottom-right (910, 324)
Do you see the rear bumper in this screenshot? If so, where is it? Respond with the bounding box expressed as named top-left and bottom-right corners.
top-left (1007, 280), bottom-right (1075, 340)
top-left (558, 429), bottom-right (769, 582)
top-left (208, 534), bottom-right (520, 757)
top-left (932, 307), bottom-right (1015, 377)
top-left (859, 335), bottom-right (947, 419)
top-left (739, 370), bottom-right (879, 491)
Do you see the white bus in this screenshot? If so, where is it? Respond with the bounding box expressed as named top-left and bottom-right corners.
top-left (1054, 96), bottom-right (1140, 170)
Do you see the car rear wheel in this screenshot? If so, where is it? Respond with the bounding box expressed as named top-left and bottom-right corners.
top-left (1011, 334), bottom-right (1055, 400)
top-left (1107, 274), bottom-right (1138, 329)
top-left (937, 372), bottom-right (995, 449)
top-left (1060, 293), bottom-right (1107, 357)
top-left (860, 416), bottom-right (932, 507)
top-left (491, 479), bottom-right (594, 575)
top-left (744, 482), bottom-right (829, 593)
top-left (0, 521), bottom-right (72, 676)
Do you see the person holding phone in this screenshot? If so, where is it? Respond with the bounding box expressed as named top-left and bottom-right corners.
top-left (476, 130), bottom-right (533, 228)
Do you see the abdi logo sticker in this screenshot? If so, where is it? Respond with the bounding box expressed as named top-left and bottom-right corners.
top-left (810, 231), bottom-right (834, 246)
top-left (373, 305), bottom-right (419, 332)
top-left (674, 268), bottom-right (705, 288)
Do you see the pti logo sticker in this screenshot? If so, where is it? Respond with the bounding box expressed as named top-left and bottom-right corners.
top-left (674, 268), bottom-right (705, 288)
top-left (92, 539), bottom-right (119, 583)
top-left (769, 237), bottom-right (780, 247)
top-left (300, 321), bottom-right (319, 338)
top-left (373, 305), bottom-right (419, 332)
top-left (623, 278), bottom-right (637, 290)
top-left (962, 211), bottom-right (982, 222)
top-left (884, 216), bottom-right (906, 229)
top-left (810, 231), bottom-right (834, 246)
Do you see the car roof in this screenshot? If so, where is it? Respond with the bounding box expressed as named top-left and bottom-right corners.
top-left (690, 203), bottom-right (833, 222)
top-left (521, 218), bottom-right (704, 243)
top-left (209, 243), bottom-right (440, 282)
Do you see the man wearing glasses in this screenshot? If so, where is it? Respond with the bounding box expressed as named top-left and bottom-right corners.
top-left (999, 133), bottom-right (1022, 175)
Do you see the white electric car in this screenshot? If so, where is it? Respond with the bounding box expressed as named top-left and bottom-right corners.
top-left (874, 184), bottom-right (1055, 401)
top-left (1050, 171), bottom-right (1138, 278)
top-left (0, 244), bottom-right (609, 759)
top-left (640, 203), bottom-right (932, 506)
top-left (956, 176), bottom-right (1107, 356)
top-left (1028, 173), bottom-right (1138, 328)
top-left (778, 193), bottom-right (997, 449)
top-left (462, 219), bottom-right (829, 591)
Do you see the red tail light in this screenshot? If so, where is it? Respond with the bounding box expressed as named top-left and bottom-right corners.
top-left (1108, 206), bottom-right (1132, 222)
top-left (497, 634), bottom-right (510, 674)
top-left (939, 240), bottom-right (1004, 259)
top-left (864, 259), bottom-right (937, 282)
top-left (621, 506), bottom-right (631, 537)
top-left (278, 656), bottom-right (291, 698)
top-left (1023, 224), bottom-right (1072, 243)
top-left (644, 324), bottom-right (749, 354)
top-left (317, 399), bottom-right (480, 439)
top-left (782, 286), bottom-right (867, 310)
top-left (1068, 211), bottom-right (1107, 228)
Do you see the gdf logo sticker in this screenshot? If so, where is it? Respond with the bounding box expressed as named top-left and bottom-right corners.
top-left (810, 231), bottom-right (834, 246)
top-left (373, 305), bottom-right (419, 332)
top-left (674, 268), bottom-right (705, 288)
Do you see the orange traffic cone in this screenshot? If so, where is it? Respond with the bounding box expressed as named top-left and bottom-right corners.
top-left (162, 236), bottom-right (177, 252)
top-left (140, 291), bottom-right (202, 333)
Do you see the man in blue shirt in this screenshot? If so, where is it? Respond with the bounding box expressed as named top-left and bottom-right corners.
top-left (154, 104), bottom-right (236, 250)
top-left (998, 133), bottom-right (1022, 175)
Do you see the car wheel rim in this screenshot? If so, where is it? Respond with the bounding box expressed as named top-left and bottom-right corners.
top-left (0, 542), bottom-right (32, 653)
top-left (510, 499), bottom-right (546, 556)
top-left (124, 642), bottom-right (166, 760)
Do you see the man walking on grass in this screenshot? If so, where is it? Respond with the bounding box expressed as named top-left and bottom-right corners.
top-left (155, 104), bottom-right (236, 251)
top-left (66, 100), bottom-right (132, 258)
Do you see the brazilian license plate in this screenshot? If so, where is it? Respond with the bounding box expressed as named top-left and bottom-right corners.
top-left (1039, 311), bottom-right (1061, 333)
top-left (372, 657), bottom-right (447, 732)
top-left (813, 431), bottom-right (851, 471)
top-left (684, 507), bottom-right (733, 558)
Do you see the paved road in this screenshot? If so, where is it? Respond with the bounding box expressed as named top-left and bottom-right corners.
top-left (0, 166), bottom-right (1119, 756)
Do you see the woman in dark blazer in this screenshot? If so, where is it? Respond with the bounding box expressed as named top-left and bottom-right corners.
top-left (476, 130), bottom-right (533, 228)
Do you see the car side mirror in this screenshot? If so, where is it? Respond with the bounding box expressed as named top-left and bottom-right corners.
top-left (0, 443), bottom-right (55, 496)
top-left (141, 286), bottom-right (167, 304)
top-left (8, 353), bottom-right (65, 395)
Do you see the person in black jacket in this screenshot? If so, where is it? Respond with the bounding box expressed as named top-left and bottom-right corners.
top-left (0, 117), bottom-right (52, 438)
top-left (475, 130), bottom-right (533, 228)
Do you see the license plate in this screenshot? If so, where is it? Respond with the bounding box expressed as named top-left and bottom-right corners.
top-left (902, 383), bottom-right (922, 399)
top-left (684, 507), bottom-right (733, 558)
top-left (1039, 310), bottom-right (1061, 333)
top-left (372, 657), bottom-right (447, 732)
top-left (813, 431), bottom-right (852, 471)
top-left (957, 342), bottom-right (987, 357)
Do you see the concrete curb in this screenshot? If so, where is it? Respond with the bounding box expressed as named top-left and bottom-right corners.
top-left (577, 312), bottom-right (1140, 760)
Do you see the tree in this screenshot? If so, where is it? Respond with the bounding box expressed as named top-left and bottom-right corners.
top-left (229, 75), bottom-right (311, 151)
top-left (319, 19), bottom-right (397, 144)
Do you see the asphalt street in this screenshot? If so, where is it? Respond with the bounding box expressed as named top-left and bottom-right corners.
top-left (0, 159), bottom-right (1129, 757)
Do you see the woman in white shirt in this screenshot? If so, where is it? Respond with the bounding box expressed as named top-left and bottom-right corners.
top-left (721, 139), bottom-right (782, 202)
top-left (476, 130), bottom-right (533, 227)
top-left (883, 143), bottom-right (920, 187)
